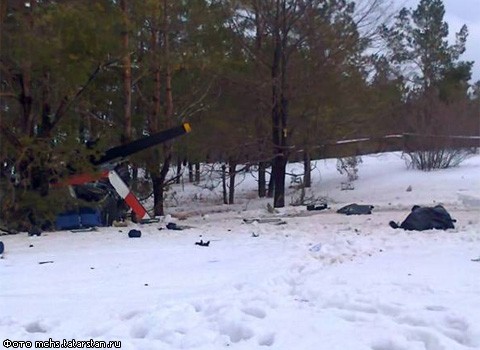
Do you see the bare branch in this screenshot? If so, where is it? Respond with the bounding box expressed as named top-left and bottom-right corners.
top-left (44, 59), bottom-right (119, 137)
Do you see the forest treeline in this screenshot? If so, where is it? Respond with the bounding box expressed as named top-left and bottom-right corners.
top-left (0, 0), bottom-right (479, 227)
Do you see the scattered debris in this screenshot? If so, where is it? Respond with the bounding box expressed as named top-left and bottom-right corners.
top-left (112, 220), bottom-right (128, 227)
top-left (139, 218), bottom-right (160, 224)
top-left (70, 227), bottom-right (97, 233)
top-left (166, 222), bottom-right (182, 230)
top-left (38, 261), bottom-right (54, 265)
top-left (128, 229), bottom-right (142, 238)
top-left (28, 227), bottom-right (42, 236)
top-left (0, 241), bottom-right (4, 255)
top-left (337, 204), bottom-right (374, 215)
top-left (29, 244), bottom-right (34, 248)
top-left (306, 203), bottom-right (328, 211)
top-left (195, 240), bottom-right (210, 247)
top-left (341, 182), bottom-right (355, 191)
top-left (267, 203), bottom-right (279, 214)
top-left (243, 218), bottom-right (286, 225)
top-left (471, 257), bottom-right (480, 262)
top-left (166, 222), bottom-right (193, 230)
top-left (406, 185), bottom-right (412, 192)
top-left (251, 232), bottom-right (260, 238)
top-left (309, 243), bottom-right (322, 252)
top-left (0, 227), bottom-right (18, 236)
top-left (171, 212), bottom-right (189, 221)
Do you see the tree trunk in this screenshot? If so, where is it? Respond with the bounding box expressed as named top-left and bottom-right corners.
top-left (272, 1), bottom-right (291, 208)
top-left (303, 151), bottom-right (311, 188)
top-left (152, 153), bottom-right (172, 217)
top-left (20, 65), bottom-right (34, 137)
top-left (271, 10), bottom-right (281, 205)
top-left (270, 2), bottom-right (288, 208)
top-left (267, 167), bottom-right (274, 198)
top-left (228, 160), bottom-right (236, 204)
top-left (148, 13), bottom-right (162, 216)
top-left (221, 164), bottom-right (227, 204)
top-left (40, 71), bottom-right (52, 136)
top-left (194, 163), bottom-right (200, 184)
top-left (20, 3), bottom-right (34, 137)
top-left (273, 156), bottom-right (286, 207)
top-left (188, 162), bottom-right (194, 182)
top-left (149, 0), bottom-right (174, 216)
top-left (258, 161), bottom-right (266, 197)
top-left (132, 166), bottom-right (138, 182)
top-left (120, 0), bottom-right (132, 143)
top-left (151, 174), bottom-right (163, 217)
top-left (152, 0), bottom-right (174, 216)
top-left (176, 160), bottom-right (181, 184)
top-left (253, 2), bottom-right (268, 199)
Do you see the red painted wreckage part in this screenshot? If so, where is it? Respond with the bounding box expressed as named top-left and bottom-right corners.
top-left (53, 123), bottom-right (192, 224)
top-left (56, 170), bottom-right (150, 221)
top-left (60, 171), bottom-right (110, 186)
top-left (107, 170), bottom-right (150, 221)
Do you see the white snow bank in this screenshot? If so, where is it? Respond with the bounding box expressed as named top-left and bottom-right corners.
top-left (1, 152), bottom-right (479, 349)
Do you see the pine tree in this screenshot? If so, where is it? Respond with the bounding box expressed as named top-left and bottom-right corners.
top-left (0, 1), bottom-right (121, 229)
top-left (381, 0), bottom-right (474, 170)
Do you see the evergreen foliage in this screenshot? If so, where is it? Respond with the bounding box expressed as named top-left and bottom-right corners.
top-left (380, 0), bottom-right (476, 170)
top-left (0, 0), bottom-right (477, 228)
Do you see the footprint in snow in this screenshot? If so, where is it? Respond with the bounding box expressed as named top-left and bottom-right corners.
top-left (25, 321), bottom-right (47, 334)
top-left (440, 314), bottom-right (477, 347)
top-left (219, 322), bottom-right (254, 343)
top-left (241, 306), bottom-right (267, 319)
top-left (257, 332), bottom-right (276, 346)
top-left (130, 324), bottom-right (149, 339)
top-left (425, 305), bottom-right (447, 312)
top-left (121, 310), bottom-right (142, 321)
top-left (405, 328), bottom-right (443, 350)
top-left (371, 337), bottom-right (409, 350)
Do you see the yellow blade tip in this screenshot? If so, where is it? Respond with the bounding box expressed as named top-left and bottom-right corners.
top-left (183, 123), bottom-right (192, 133)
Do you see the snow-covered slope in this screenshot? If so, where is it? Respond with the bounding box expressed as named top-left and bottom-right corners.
top-left (1, 153), bottom-right (479, 350)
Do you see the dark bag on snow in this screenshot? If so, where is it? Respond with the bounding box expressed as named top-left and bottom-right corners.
top-left (389, 205), bottom-right (456, 231)
top-left (337, 203), bottom-right (374, 215)
top-left (128, 229), bottom-right (142, 238)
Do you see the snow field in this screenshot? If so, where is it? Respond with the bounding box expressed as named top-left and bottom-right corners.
top-left (1, 152), bottom-right (480, 349)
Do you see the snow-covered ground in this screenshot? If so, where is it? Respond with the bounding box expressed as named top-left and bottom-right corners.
top-left (1, 152), bottom-right (479, 350)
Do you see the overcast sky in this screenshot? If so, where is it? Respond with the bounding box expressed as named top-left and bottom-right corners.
top-left (400, 0), bottom-right (480, 82)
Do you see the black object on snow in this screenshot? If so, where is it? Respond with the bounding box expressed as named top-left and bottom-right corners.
top-left (0, 241), bottom-right (4, 254)
top-left (195, 240), bottom-right (210, 247)
top-left (128, 229), bottom-right (142, 238)
top-left (0, 227), bottom-right (18, 235)
top-left (307, 203), bottom-right (328, 211)
top-left (389, 205), bottom-right (456, 231)
top-left (166, 222), bottom-right (183, 231)
top-left (337, 204), bottom-right (374, 215)
top-left (28, 226), bottom-right (42, 236)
